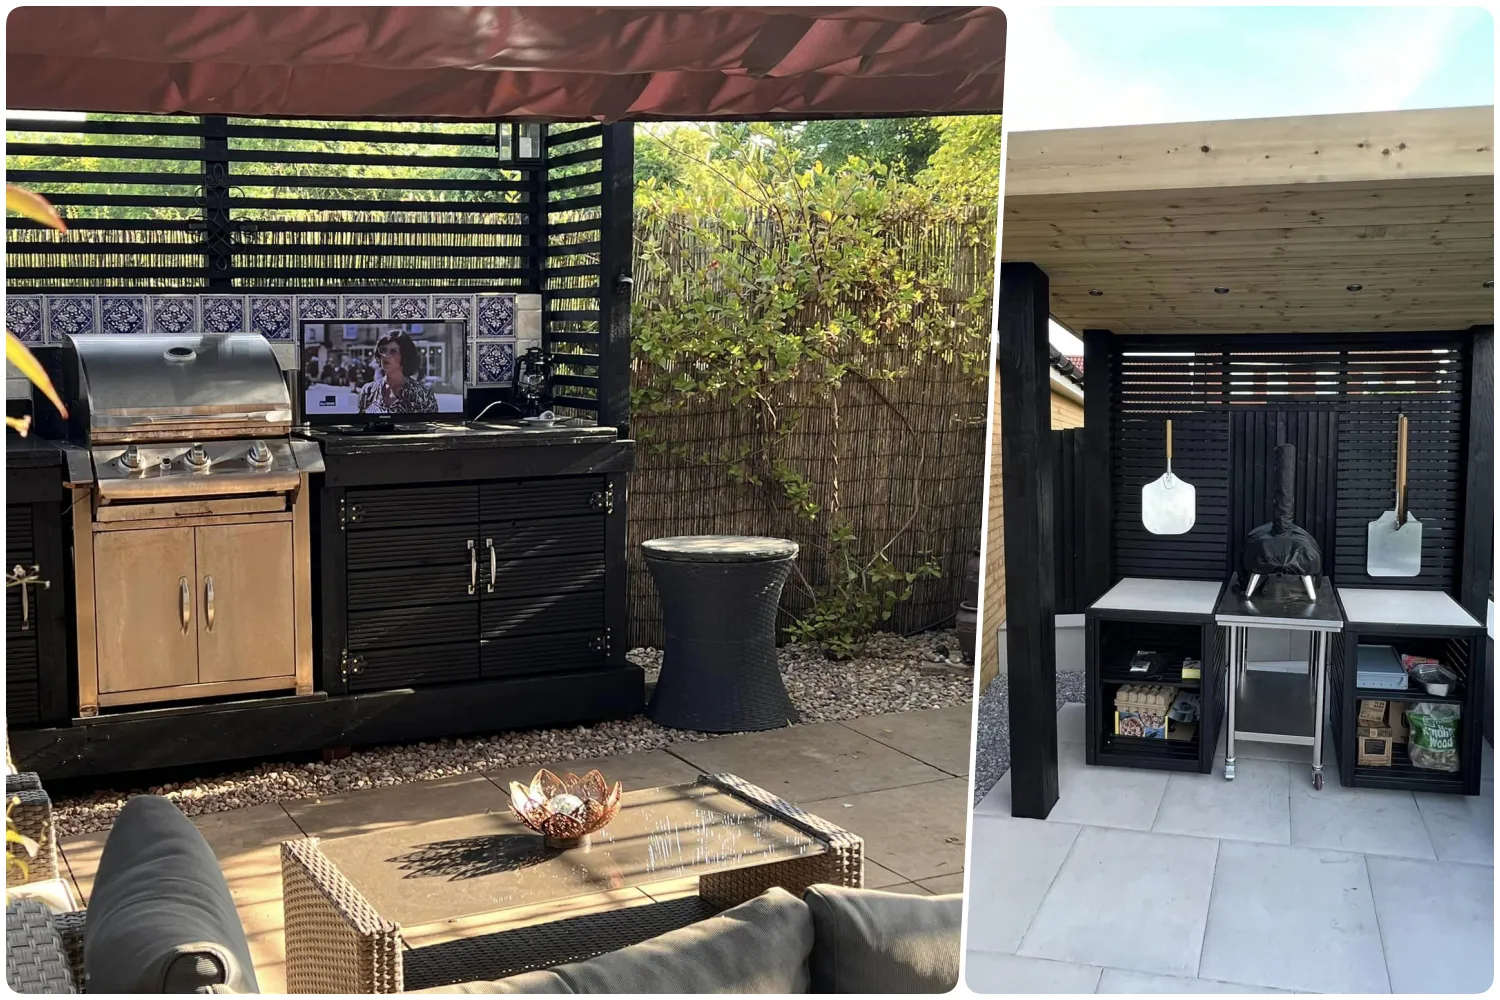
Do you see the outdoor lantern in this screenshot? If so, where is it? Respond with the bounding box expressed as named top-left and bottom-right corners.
top-left (497, 122), bottom-right (545, 165)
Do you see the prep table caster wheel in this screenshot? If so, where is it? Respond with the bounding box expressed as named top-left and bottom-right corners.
top-left (1224, 760), bottom-right (1235, 781)
top-left (1313, 771), bottom-right (1324, 791)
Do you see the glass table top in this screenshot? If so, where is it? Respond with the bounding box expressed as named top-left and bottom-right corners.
top-left (316, 779), bottom-right (824, 927)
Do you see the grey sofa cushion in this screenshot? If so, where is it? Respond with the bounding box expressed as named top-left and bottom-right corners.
top-left (83, 795), bottom-right (259, 994)
top-left (804, 885), bottom-right (962, 993)
top-left (423, 888), bottom-right (814, 994)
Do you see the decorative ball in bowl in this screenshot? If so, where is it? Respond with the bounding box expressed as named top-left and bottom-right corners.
top-left (509, 768), bottom-right (623, 849)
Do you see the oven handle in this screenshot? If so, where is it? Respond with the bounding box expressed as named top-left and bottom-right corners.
top-left (467, 539), bottom-right (477, 595)
top-left (205, 576), bottom-right (215, 631)
top-left (179, 577), bottom-right (191, 633)
top-left (486, 538), bottom-right (496, 594)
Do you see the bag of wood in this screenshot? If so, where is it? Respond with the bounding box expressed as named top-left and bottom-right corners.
top-left (1406, 702), bottom-right (1461, 772)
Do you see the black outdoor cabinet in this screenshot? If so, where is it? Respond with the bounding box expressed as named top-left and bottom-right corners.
top-left (5, 437), bottom-right (72, 730)
top-left (1084, 578), bottom-right (1225, 774)
top-left (311, 426), bottom-right (642, 744)
top-left (1330, 587), bottom-right (1488, 796)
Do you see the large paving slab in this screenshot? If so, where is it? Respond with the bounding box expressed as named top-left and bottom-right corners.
top-left (1017, 826), bottom-right (1218, 978)
top-left (803, 777), bottom-right (968, 882)
top-left (840, 703), bottom-right (975, 776)
top-left (284, 772), bottom-right (510, 840)
top-left (666, 720), bottom-right (949, 803)
top-left (965, 814), bottom-right (1080, 955)
top-left (1414, 780), bottom-right (1494, 866)
top-left (1151, 758), bottom-right (1291, 845)
top-left (1198, 840), bottom-right (1388, 994)
top-left (486, 748), bottom-right (701, 793)
top-left (1367, 856), bottom-right (1494, 994)
top-left (966, 952), bottom-right (1103, 994)
top-left (1288, 777), bottom-right (1436, 860)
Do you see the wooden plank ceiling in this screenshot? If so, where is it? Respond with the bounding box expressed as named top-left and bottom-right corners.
top-left (1002, 107), bottom-right (1495, 334)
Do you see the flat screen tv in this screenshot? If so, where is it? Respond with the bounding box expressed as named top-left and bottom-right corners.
top-left (301, 320), bottom-right (467, 424)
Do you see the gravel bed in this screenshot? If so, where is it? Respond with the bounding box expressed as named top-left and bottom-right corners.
top-left (52, 631), bottom-right (974, 840)
top-left (971, 670), bottom-right (1085, 805)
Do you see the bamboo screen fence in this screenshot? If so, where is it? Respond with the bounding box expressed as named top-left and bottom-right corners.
top-left (626, 210), bottom-right (995, 649)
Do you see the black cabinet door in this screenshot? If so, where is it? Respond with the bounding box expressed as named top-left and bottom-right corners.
top-left (478, 477), bottom-right (609, 677)
top-left (5, 505), bottom-right (40, 726)
top-left (342, 484), bottom-right (481, 688)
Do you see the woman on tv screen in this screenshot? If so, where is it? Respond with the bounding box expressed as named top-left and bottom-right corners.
top-left (358, 331), bottom-right (440, 415)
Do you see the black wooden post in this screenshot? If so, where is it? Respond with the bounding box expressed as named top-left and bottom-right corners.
top-left (200, 115), bottom-right (233, 290)
top-left (1081, 329), bottom-right (1113, 607)
top-left (998, 262), bottom-right (1059, 819)
top-left (597, 123), bottom-right (634, 437)
top-left (1460, 325), bottom-right (1493, 620)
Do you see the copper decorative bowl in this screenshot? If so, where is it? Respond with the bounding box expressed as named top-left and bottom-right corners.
top-left (509, 769), bottom-right (623, 849)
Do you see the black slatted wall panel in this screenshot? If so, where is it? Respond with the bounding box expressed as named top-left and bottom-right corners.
top-left (542, 123), bottom-right (604, 414)
top-left (1111, 335), bottom-right (1467, 591)
top-left (1227, 410), bottom-right (1339, 576)
top-left (6, 114), bottom-right (542, 292)
top-left (1054, 428), bottom-right (1087, 613)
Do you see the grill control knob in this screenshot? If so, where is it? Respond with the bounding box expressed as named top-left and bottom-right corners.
top-left (246, 440), bottom-right (272, 467)
top-left (185, 443), bottom-right (210, 472)
top-left (118, 445), bottom-right (144, 473)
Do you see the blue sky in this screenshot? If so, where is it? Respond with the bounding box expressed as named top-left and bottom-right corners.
top-left (1005, 5), bottom-right (1495, 132)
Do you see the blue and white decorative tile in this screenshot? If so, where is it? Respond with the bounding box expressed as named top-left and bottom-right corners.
top-left (476, 294), bottom-right (517, 339)
top-left (388, 294), bottom-right (431, 320)
top-left (47, 295), bottom-right (97, 340)
top-left (297, 295), bottom-right (338, 321)
top-left (149, 295), bottom-right (198, 334)
top-left (201, 295), bottom-right (246, 334)
top-left (341, 295), bottom-right (385, 321)
top-left (433, 294), bottom-right (474, 329)
top-left (249, 295), bottom-right (294, 341)
top-left (6, 295), bottom-right (44, 343)
top-left (476, 342), bottom-right (515, 384)
top-left (99, 295), bottom-right (147, 335)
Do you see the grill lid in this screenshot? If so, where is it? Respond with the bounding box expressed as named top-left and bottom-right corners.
top-left (67, 333), bottom-right (292, 441)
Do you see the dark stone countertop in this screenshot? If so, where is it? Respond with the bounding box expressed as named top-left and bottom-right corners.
top-left (303, 421), bottom-right (624, 455)
top-left (5, 435), bottom-right (66, 469)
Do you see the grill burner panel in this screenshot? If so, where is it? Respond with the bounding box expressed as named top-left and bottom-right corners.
top-left (92, 441), bottom-right (302, 501)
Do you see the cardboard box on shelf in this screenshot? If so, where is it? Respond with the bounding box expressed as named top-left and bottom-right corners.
top-left (1389, 702), bottom-right (1411, 743)
top-left (1357, 725), bottom-right (1394, 766)
top-left (1358, 700), bottom-right (1389, 726)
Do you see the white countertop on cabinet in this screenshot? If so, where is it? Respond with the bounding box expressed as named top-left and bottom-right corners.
top-left (1089, 577), bottom-right (1224, 617)
top-left (1336, 587), bottom-right (1483, 631)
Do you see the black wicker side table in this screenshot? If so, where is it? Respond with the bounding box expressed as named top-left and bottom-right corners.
top-left (643, 535), bottom-right (800, 732)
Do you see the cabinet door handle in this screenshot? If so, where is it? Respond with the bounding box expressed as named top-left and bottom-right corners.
top-left (486, 538), bottom-right (496, 594)
top-left (205, 576), bottom-right (216, 632)
top-left (467, 539), bottom-right (477, 595)
top-left (179, 577), bottom-right (192, 633)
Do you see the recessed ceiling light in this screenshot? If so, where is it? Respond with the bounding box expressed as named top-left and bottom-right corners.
top-left (1088, 288), bottom-right (1103, 297)
top-left (1346, 283), bottom-right (1363, 292)
top-left (1213, 286), bottom-right (1230, 295)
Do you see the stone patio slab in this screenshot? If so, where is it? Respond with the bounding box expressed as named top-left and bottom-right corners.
top-left (285, 773), bottom-right (508, 840)
top-left (917, 872), bottom-right (966, 894)
top-left (1288, 777), bottom-right (1436, 860)
top-left (666, 720), bottom-right (948, 803)
top-left (1367, 856), bottom-right (1495, 994)
top-left (1045, 741), bottom-right (1169, 831)
top-left (1198, 841), bottom-right (1388, 994)
top-left (966, 952), bottom-right (1103, 994)
top-left (864, 860), bottom-right (914, 889)
top-left (1017, 826), bottom-right (1218, 978)
top-left (840, 704), bottom-right (975, 776)
top-left (486, 749), bottom-right (702, 794)
top-left (803, 778), bottom-right (968, 882)
top-left (1096, 969), bottom-right (1294, 993)
top-left (1415, 780), bottom-right (1494, 866)
top-left (965, 815), bottom-right (1080, 955)
top-left (1152, 758), bottom-right (1291, 845)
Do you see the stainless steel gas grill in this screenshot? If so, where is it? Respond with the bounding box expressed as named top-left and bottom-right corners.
top-left (61, 334), bottom-right (322, 715)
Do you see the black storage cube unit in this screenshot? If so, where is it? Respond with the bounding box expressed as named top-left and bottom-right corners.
top-left (1330, 621), bottom-right (1487, 796)
top-left (1086, 610), bottom-right (1223, 774)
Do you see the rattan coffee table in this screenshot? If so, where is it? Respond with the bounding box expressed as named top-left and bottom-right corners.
top-left (281, 772), bottom-right (863, 993)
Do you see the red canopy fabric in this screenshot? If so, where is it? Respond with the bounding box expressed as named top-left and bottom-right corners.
top-left (6, 6), bottom-right (1005, 121)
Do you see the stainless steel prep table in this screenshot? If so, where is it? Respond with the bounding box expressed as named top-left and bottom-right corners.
top-left (1217, 574), bottom-right (1344, 790)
